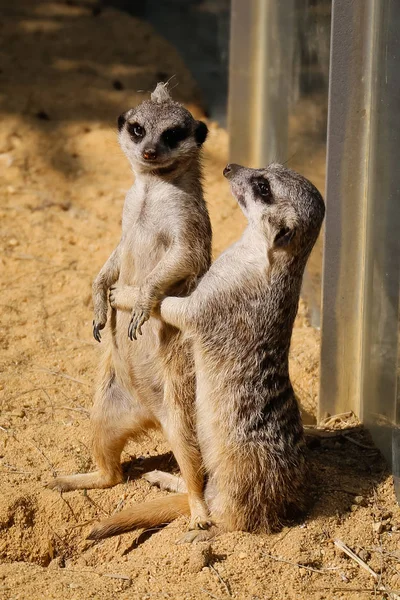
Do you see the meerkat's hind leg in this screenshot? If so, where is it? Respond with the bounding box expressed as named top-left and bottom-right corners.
top-left (144, 470), bottom-right (187, 493)
top-left (47, 375), bottom-right (149, 492)
top-left (162, 383), bottom-right (211, 533)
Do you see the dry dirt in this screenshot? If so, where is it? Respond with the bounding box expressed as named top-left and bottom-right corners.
top-left (1, 2), bottom-right (399, 599)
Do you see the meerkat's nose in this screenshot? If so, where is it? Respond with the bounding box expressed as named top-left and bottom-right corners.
top-left (143, 148), bottom-right (157, 161)
top-left (223, 163), bottom-right (239, 178)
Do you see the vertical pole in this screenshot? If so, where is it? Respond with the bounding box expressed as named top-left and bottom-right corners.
top-left (228, 0), bottom-right (294, 167)
top-left (320, 0), bottom-right (400, 484)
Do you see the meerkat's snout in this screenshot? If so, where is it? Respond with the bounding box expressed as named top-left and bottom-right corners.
top-left (223, 163), bottom-right (240, 178)
top-left (142, 148), bottom-right (157, 161)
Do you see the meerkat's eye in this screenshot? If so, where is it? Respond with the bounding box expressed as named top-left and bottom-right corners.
top-left (255, 178), bottom-right (273, 202)
top-left (162, 126), bottom-right (189, 149)
top-left (127, 123), bottom-right (145, 141)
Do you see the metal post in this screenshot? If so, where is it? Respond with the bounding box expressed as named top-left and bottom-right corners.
top-left (228, 0), bottom-right (295, 167)
top-left (320, 0), bottom-right (400, 482)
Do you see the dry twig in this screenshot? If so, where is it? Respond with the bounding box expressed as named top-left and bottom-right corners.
top-left (334, 539), bottom-right (378, 579)
top-left (209, 564), bottom-right (232, 597)
top-left (263, 552), bottom-right (336, 575)
top-left (33, 367), bottom-right (88, 386)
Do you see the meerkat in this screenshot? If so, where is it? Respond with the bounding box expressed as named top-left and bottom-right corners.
top-left (47, 83), bottom-right (213, 531)
top-left (87, 162), bottom-right (325, 541)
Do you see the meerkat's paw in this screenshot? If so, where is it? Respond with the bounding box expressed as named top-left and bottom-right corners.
top-left (143, 470), bottom-right (187, 493)
top-left (46, 470), bottom-right (123, 492)
top-left (189, 515), bottom-right (213, 531)
top-left (92, 298), bottom-right (108, 342)
top-left (92, 320), bottom-right (106, 343)
top-left (109, 284), bottom-right (138, 312)
top-left (128, 305), bottom-right (151, 340)
top-left (176, 526), bottom-right (217, 545)
top-left (46, 475), bottom-right (81, 493)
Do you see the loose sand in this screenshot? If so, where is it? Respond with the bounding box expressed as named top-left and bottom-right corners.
top-left (0, 2), bottom-right (399, 599)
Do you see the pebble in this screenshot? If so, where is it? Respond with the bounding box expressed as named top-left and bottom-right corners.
top-left (372, 522), bottom-right (384, 534)
top-left (7, 238), bottom-right (19, 247)
top-left (238, 552), bottom-right (248, 559)
top-left (12, 409), bottom-right (25, 418)
top-left (358, 549), bottom-right (370, 562)
top-left (381, 511), bottom-right (392, 520)
top-left (354, 495), bottom-right (367, 507)
top-left (391, 574), bottom-right (400, 588)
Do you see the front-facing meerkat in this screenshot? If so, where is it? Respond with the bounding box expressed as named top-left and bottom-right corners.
top-left (48, 83), bottom-right (212, 531)
top-left (88, 163), bottom-right (325, 540)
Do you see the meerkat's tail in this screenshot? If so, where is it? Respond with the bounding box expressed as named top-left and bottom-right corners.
top-left (87, 494), bottom-right (190, 540)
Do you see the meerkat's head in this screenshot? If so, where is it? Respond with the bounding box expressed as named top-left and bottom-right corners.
top-left (224, 163), bottom-right (325, 259)
top-left (117, 82), bottom-right (208, 174)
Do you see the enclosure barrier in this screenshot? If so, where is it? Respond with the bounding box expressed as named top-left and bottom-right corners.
top-left (228, 0), bottom-right (400, 502)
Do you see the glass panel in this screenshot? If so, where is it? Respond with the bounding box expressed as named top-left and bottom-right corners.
top-left (228, 0), bottom-right (331, 326)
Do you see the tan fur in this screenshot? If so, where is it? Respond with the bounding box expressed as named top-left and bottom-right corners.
top-left (47, 84), bottom-right (212, 533)
top-left (88, 163), bottom-right (325, 541)
top-left (88, 494), bottom-right (190, 540)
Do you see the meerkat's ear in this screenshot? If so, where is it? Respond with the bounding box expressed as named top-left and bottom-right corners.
top-left (117, 112), bottom-right (126, 132)
top-left (274, 227), bottom-right (296, 248)
top-left (195, 121), bottom-right (208, 146)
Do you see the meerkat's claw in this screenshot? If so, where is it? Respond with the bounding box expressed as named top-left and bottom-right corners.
top-left (93, 321), bottom-right (105, 343)
top-left (128, 310), bottom-right (149, 341)
top-left (189, 515), bottom-right (213, 531)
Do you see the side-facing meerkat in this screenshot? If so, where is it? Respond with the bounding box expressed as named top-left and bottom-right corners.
top-left (87, 163), bottom-right (325, 540)
top-left (48, 83), bottom-right (212, 531)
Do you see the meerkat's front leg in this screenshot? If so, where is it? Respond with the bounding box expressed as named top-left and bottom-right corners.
top-left (127, 243), bottom-right (193, 340)
top-left (160, 296), bottom-right (190, 330)
top-left (92, 245), bottom-right (122, 341)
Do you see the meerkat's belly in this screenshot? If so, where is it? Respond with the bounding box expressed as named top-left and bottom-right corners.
top-left (118, 226), bottom-right (169, 287)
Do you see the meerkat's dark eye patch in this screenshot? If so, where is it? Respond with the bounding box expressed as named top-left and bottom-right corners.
top-left (195, 121), bottom-right (208, 146)
top-left (161, 126), bottom-right (189, 149)
top-left (253, 178), bottom-right (273, 203)
top-left (127, 122), bottom-right (145, 142)
top-left (117, 113), bottom-right (126, 132)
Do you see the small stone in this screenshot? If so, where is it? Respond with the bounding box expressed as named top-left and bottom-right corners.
top-left (238, 552), bottom-right (248, 559)
top-left (358, 549), bottom-right (370, 562)
top-left (373, 522), bottom-right (384, 534)
top-left (381, 511), bottom-right (392, 520)
top-left (354, 496), bottom-right (367, 507)
top-left (8, 238), bottom-right (19, 247)
top-left (188, 543), bottom-right (212, 573)
top-left (12, 409), bottom-right (25, 418)
top-left (391, 574), bottom-right (400, 588)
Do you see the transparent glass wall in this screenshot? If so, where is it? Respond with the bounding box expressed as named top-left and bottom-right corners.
top-left (228, 0), bottom-right (331, 326)
top-left (319, 0), bottom-right (400, 496)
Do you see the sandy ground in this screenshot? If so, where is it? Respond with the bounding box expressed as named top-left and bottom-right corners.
top-left (0, 2), bottom-right (399, 599)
